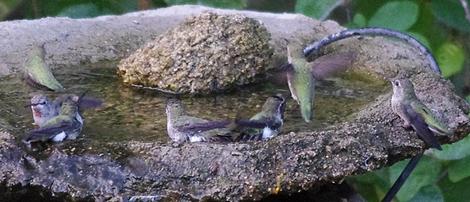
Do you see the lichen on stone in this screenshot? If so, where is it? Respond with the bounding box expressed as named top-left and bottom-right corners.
top-left (117, 12), bottom-right (273, 94)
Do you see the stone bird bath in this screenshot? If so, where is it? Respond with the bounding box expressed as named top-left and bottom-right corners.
top-left (0, 5), bottom-right (469, 201)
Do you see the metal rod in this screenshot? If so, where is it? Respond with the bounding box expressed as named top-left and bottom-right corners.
top-left (381, 153), bottom-right (423, 202)
top-left (303, 27), bottom-right (441, 74)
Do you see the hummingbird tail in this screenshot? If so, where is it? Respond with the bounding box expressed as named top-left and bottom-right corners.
top-left (404, 105), bottom-right (442, 150)
top-left (178, 120), bottom-right (233, 133)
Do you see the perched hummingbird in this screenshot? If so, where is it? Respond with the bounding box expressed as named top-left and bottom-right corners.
top-left (166, 99), bottom-right (234, 143)
top-left (24, 44), bottom-right (64, 91)
top-left (23, 95), bottom-right (84, 145)
top-left (236, 94), bottom-right (286, 141)
top-left (281, 42), bottom-right (355, 122)
top-left (390, 78), bottom-right (452, 150)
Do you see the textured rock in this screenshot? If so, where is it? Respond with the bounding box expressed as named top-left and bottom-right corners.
top-left (118, 12), bottom-right (273, 94)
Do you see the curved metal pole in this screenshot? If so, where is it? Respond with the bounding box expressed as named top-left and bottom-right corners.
top-left (303, 27), bottom-right (441, 74)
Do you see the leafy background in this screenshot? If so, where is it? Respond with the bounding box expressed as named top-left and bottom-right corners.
top-left (1, 0), bottom-right (469, 201)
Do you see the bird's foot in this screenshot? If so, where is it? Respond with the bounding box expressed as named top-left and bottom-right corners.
top-left (171, 141), bottom-right (185, 147)
top-left (402, 123), bottom-right (413, 131)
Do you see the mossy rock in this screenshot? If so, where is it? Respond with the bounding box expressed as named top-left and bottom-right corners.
top-left (117, 12), bottom-right (273, 94)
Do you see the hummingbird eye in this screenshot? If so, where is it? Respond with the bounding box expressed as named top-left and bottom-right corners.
top-left (394, 80), bottom-right (400, 86)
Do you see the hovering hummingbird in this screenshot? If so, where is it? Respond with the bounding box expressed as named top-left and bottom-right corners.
top-left (279, 42), bottom-right (355, 122)
top-left (23, 95), bottom-right (84, 145)
top-left (391, 78), bottom-right (452, 150)
top-left (235, 94), bottom-right (286, 141)
top-left (24, 44), bottom-right (64, 91)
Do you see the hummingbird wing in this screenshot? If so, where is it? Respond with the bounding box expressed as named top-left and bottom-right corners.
top-left (174, 116), bottom-right (234, 142)
top-left (178, 120), bottom-right (233, 133)
top-left (24, 46), bottom-right (64, 91)
top-left (236, 119), bottom-right (277, 129)
top-left (23, 116), bottom-right (77, 143)
top-left (265, 63), bottom-right (293, 86)
top-left (310, 51), bottom-right (356, 80)
top-left (411, 102), bottom-right (452, 136)
top-left (78, 96), bottom-right (103, 110)
top-left (403, 104), bottom-right (442, 150)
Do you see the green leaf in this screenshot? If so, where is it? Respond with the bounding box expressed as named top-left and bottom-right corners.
top-left (57, 3), bottom-right (110, 18)
top-left (295, 0), bottom-right (343, 20)
top-left (409, 185), bottom-right (444, 202)
top-left (0, 3), bottom-right (7, 19)
top-left (436, 42), bottom-right (465, 78)
top-left (351, 170), bottom-right (387, 184)
top-left (368, 1), bottom-right (419, 31)
top-left (347, 178), bottom-right (381, 202)
top-left (164, 0), bottom-right (196, 5)
top-left (388, 156), bottom-right (442, 201)
top-left (348, 171), bottom-right (388, 202)
top-left (448, 155), bottom-right (470, 182)
top-left (407, 32), bottom-right (431, 49)
top-left (430, 135), bottom-right (470, 160)
top-left (466, 95), bottom-right (470, 103)
top-left (408, 1), bottom-right (447, 51)
top-left (431, 0), bottom-right (470, 32)
top-left (199, 0), bottom-right (246, 9)
top-left (0, 0), bottom-right (23, 19)
top-left (352, 13), bottom-right (367, 27)
top-left (439, 176), bottom-right (470, 202)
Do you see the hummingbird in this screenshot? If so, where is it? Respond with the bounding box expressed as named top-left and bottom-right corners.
top-left (390, 78), bottom-right (453, 150)
top-left (24, 44), bottom-right (64, 91)
top-left (166, 99), bottom-right (234, 143)
top-left (235, 94), bottom-right (286, 141)
top-left (27, 93), bottom-right (102, 127)
top-left (29, 94), bottom-right (58, 127)
top-left (23, 95), bottom-right (84, 145)
top-left (279, 42), bottom-right (355, 122)
top-left (165, 95), bottom-right (287, 143)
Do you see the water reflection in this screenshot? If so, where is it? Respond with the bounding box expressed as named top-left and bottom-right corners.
top-left (0, 62), bottom-right (388, 156)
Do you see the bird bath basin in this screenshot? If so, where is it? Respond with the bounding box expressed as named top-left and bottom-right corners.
top-left (0, 61), bottom-right (386, 157)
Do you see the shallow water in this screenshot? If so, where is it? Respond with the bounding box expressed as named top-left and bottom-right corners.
top-left (0, 62), bottom-right (388, 156)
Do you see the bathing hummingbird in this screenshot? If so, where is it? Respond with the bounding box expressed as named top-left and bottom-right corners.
top-left (235, 94), bottom-right (286, 141)
top-left (165, 95), bottom-right (286, 143)
top-left (29, 94), bottom-right (58, 127)
top-left (24, 44), bottom-right (64, 91)
top-left (23, 95), bottom-right (84, 145)
top-left (166, 99), bottom-right (234, 143)
top-left (390, 78), bottom-right (452, 150)
top-left (279, 42), bottom-right (355, 122)
top-left (27, 93), bottom-right (102, 127)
